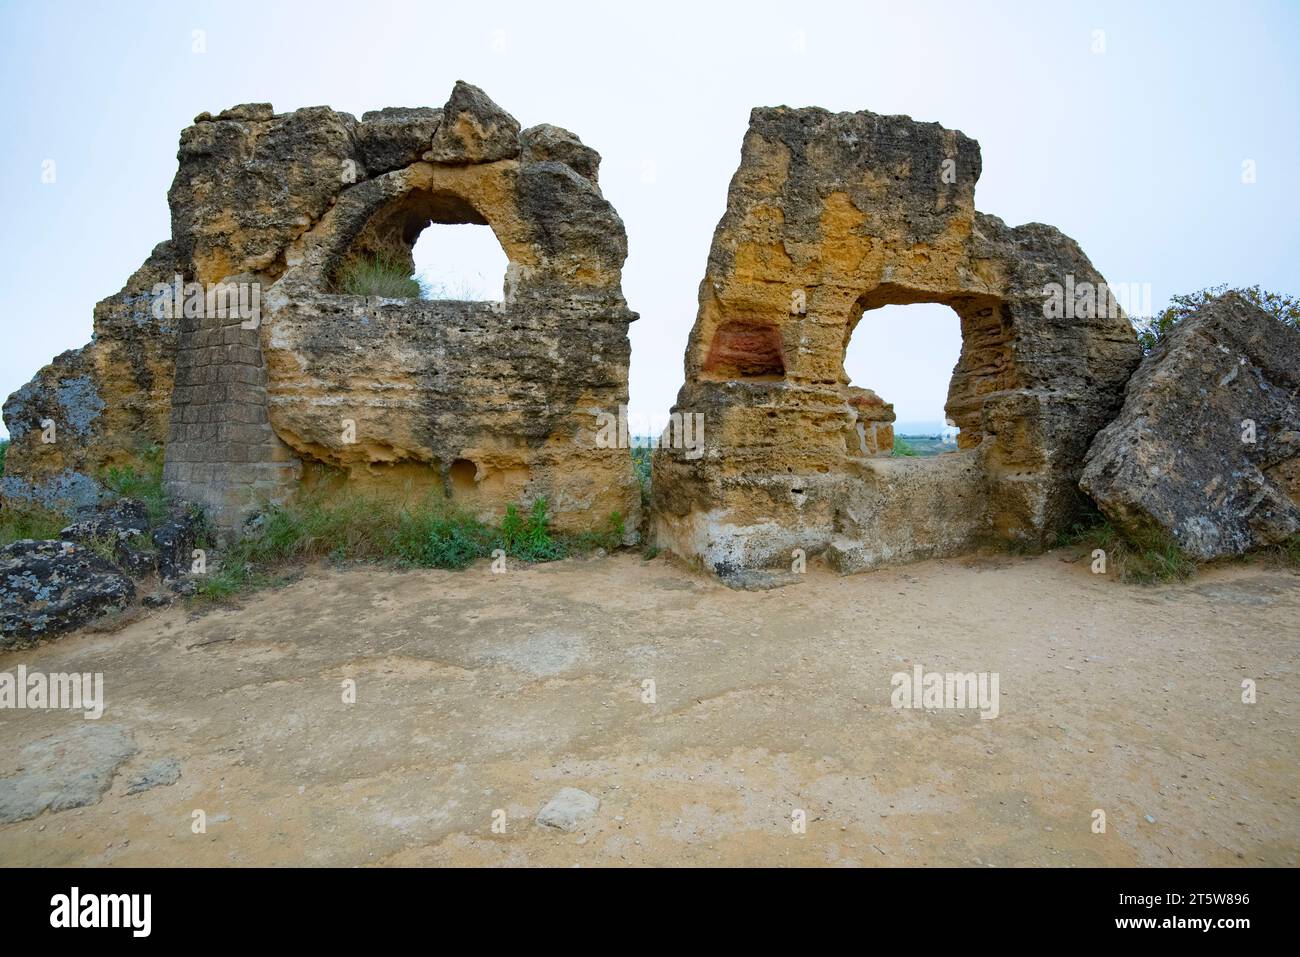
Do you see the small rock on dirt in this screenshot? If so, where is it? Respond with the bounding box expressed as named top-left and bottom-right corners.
top-left (536, 787), bottom-right (599, 831)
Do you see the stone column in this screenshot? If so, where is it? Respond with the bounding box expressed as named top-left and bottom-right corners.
top-left (161, 298), bottom-right (299, 540)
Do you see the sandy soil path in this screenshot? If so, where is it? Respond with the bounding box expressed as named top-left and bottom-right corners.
top-left (1, 549), bottom-right (1296, 867)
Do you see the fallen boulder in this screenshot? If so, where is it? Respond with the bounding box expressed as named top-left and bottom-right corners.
top-left (59, 498), bottom-right (155, 578)
top-left (1080, 292), bottom-right (1300, 559)
top-left (0, 539), bottom-right (135, 645)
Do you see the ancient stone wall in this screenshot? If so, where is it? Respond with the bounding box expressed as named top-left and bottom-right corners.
top-left (652, 106), bottom-right (1141, 582)
top-left (3, 83), bottom-right (640, 539)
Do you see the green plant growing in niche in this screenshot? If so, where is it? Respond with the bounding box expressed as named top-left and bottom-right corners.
top-left (102, 444), bottom-right (168, 523)
top-left (335, 252), bottom-right (425, 299)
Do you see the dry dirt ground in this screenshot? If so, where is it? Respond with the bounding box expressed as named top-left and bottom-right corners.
top-left (1, 549), bottom-right (1296, 867)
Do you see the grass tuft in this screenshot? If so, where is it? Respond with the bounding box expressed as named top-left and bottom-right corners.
top-left (335, 253), bottom-right (425, 299)
top-left (0, 503), bottom-right (68, 546)
top-left (195, 492), bottom-right (622, 602)
top-left (1058, 512), bottom-right (1198, 584)
top-left (102, 444), bottom-right (168, 524)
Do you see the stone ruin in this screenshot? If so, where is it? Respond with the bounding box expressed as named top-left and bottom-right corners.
top-left (2, 82), bottom-right (640, 539)
top-left (652, 106), bottom-right (1143, 583)
top-left (3, 88), bottom-right (1297, 625)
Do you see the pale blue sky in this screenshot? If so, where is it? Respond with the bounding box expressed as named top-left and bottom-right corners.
top-left (2, 0), bottom-right (1296, 437)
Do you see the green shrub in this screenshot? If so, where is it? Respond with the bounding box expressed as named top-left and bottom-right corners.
top-left (498, 498), bottom-right (566, 562)
top-left (0, 437), bottom-right (8, 475)
top-left (195, 493), bottom-right (488, 599)
top-left (630, 444), bottom-right (652, 508)
top-left (335, 253), bottom-right (425, 299)
top-left (1132, 284), bottom-right (1299, 353)
top-left (102, 444), bottom-right (168, 523)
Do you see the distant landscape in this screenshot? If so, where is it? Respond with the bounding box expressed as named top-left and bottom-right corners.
top-left (895, 434), bottom-right (958, 456)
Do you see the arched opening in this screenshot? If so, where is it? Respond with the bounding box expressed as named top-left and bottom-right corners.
top-left (412, 223), bottom-right (508, 301)
top-left (329, 188), bottom-right (509, 301)
top-left (842, 302), bottom-right (963, 456)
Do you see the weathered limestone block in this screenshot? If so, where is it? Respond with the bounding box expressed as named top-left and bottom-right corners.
top-left (426, 80), bottom-right (521, 164)
top-left (1080, 293), bottom-right (1300, 559)
top-left (260, 98), bottom-right (638, 533)
top-left (520, 124), bottom-right (601, 183)
top-left (653, 105), bottom-right (1140, 581)
top-left (171, 104), bottom-right (361, 284)
top-left (357, 107), bottom-right (442, 175)
top-left (846, 387), bottom-right (895, 455)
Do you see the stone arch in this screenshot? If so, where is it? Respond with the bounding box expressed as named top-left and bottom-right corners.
top-left (156, 83), bottom-right (639, 539)
top-left (652, 105), bottom-right (1140, 583)
top-left (280, 160), bottom-right (534, 301)
top-left (334, 187), bottom-right (502, 296)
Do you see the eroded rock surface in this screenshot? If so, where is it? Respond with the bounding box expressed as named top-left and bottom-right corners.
top-left (125, 757), bottom-right (182, 795)
top-left (0, 725), bottom-right (137, 824)
top-left (653, 106), bottom-right (1140, 580)
top-left (1, 245), bottom-right (181, 513)
top-left (1081, 293), bottom-right (1300, 559)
